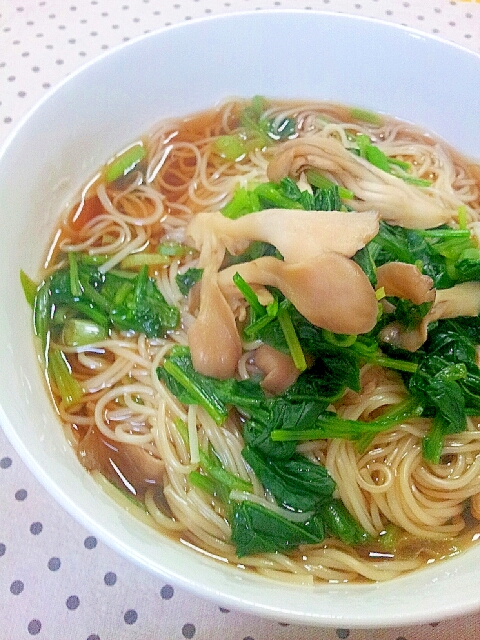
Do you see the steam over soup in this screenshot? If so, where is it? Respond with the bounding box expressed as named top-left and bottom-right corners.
top-left (23, 97), bottom-right (480, 584)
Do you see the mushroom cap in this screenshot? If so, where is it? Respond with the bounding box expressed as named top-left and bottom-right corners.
top-left (267, 136), bottom-right (456, 229)
top-left (218, 253), bottom-right (379, 335)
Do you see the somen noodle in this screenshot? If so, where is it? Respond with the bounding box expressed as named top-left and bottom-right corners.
top-left (24, 97), bottom-right (480, 584)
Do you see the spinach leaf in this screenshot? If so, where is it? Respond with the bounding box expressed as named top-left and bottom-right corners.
top-left (460, 366), bottom-right (480, 413)
top-left (242, 418), bottom-right (297, 460)
top-left (410, 371), bottom-right (466, 432)
top-left (242, 446), bottom-right (335, 512)
top-left (371, 223), bottom-right (453, 288)
top-left (157, 346), bottom-right (267, 424)
top-left (243, 399), bottom-right (326, 460)
top-left (157, 346), bottom-right (265, 424)
top-left (422, 416), bottom-right (449, 464)
top-left (255, 177), bottom-right (342, 212)
top-left (230, 498), bottom-right (369, 557)
top-left (455, 255), bottom-right (480, 282)
top-left (109, 265), bottom-right (180, 337)
top-left (319, 499), bottom-right (370, 545)
top-left (353, 245), bottom-right (378, 287)
top-left (175, 267), bottom-right (203, 295)
top-left (231, 501), bottom-right (324, 557)
top-left (370, 222), bottom-right (480, 291)
top-left (407, 355), bottom-right (467, 462)
top-left (427, 320), bottom-right (477, 363)
top-left (447, 317), bottom-right (480, 347)
top-left (159, 347), bottom-right (335, 458)
top-left (422, 320), bottom-right (480, 415)
top-left (36, 261), bottom-right (179, 342)
top-left (353, 134), bottom-right (432, 187)
top-left (224, 241), bottom-right (280, 267)
top-left (258, 307), bottom-right (362, 396)
top-left (221, 174), bottom-right (346, 221)
top-left (389, 298), bottom-right (432, 331)
top-left (270, 398), bottom-right (424, 444)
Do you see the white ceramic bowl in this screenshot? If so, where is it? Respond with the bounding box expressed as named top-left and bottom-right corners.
top-left (1, 10), bottom-right (480, 628)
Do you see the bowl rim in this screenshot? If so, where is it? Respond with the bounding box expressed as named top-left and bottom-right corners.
top-left (2, 8), bottom-right (480, 629)
top-left (2, 7), bottom-right (480, 154)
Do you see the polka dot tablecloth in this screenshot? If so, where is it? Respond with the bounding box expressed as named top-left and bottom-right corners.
top-left (1, 1), bottom-right (480, 639)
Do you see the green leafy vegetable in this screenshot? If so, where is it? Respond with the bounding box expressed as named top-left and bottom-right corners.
top-left (157, 346), bottom-right (267, 424)
top-left (242, 446), bottom-right (335, 512)
top-left (422, 416), bottom-right (448, 465)
top-left (353, 134), bottom-right (432, 187)
top-left (221, 176), bottom-right (346, 219)
top-left (68, 251), bottom-right (82, 297)
top-left (157, 347), bottom-right (369, 555)
top-left (62, 318), bottom-right (107, 347)
top-left (231, 500), bottom-right (324, 557)
top-left (352, 245), bottom-right (378, 287)
top-left (104, 143), bottom-right (146, 184)
top-left (349, 107), bottom-right (383, 125)
top-left (230, 495), bottom-right (370, 557)
top-left (240, 95), bottom-right (296, 143)
top-left (270, 397), bottom-right (424, 444)
top-left (213, 135), bottom-right (250, 161)
top-left (48, 349), bottom-right (83, 407)
top-left (319, 499), bottom-right (370, 545)
top-left (120, 253), bottom-right (171, 269)
top-left (20, 270), bottom-right (38, 309)
top-left (29, 258), bottom-right (180, 368)
top-left (305, 169), bottom-right (354, 201)
top-left (221, 188), bottom-right (261, 219)
top-left (254, 181), bottom-right (305, 210)
top-left (243, 398), bottom-right (325, 460)
top-left (225, 241), bottom-right (280, 267)
top-left (157, 241), bottom-right (194, 258)
top-left (231, 272), bottom-right (279, 340)
top-left (357, 134), bottom-right (391, 172)
top-left (174, 417), bottom-right (253, 496)
top-left (370, 222), bottom-right (480, 290)
top-left (175, 267), bottom-right (204, 295)
top-left (109, 265), bottom-right (179, 337)
top-left (277, 301), bottom-right (307, 371)
top-left (211, 96), bottom-right (297, 164)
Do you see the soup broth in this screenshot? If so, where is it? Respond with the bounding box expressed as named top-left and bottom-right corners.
top-left (29, 97), bottom-right (480, 584)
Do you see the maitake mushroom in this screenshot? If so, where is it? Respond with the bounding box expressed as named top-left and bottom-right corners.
top-left (380, 281), bottom-right (480, 352)
top-left (267, 136), bottom-right (456, 229)
top-left (186, 206), bottom-right (380, 379)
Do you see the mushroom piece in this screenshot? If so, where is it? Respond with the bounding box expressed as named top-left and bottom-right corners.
top-left (379, 321), bottom-right (427, 353)
top-left (185, 205), bottom-right (380, 378)
top-left (267, 136), bottom-right (455, 229)
top-left (427, 281), bottom-right (480, 319)
top-left (187, 242), bottom-right (242, 380)
top-left (253, 344), bottom-right (301, 395)
top-left (376, 262), bottom-right (435, 305)
top-left (380, 281), bottom-right (480, 352)
top-left (187, 263), bottom-right (242, 379)
top-left (217, 253), bottom-right (378, 335)
top-left (79, 425), bottom-right (165, 493)
top-left (187, 208), bottom-right (379, 263)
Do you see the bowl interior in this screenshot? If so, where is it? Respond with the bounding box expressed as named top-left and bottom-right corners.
top-left (1, 10), bottom-right (480, 627)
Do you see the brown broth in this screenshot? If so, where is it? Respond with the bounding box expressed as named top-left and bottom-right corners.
top-left (44, 99), bottom-right (480, 582)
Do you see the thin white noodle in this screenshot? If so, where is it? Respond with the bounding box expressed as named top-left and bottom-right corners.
top-left (98, 227), bottom-right (147, 273)
top-left (45, 97), bottom-right (480, 585)
top-left (229, 491), bottom-right (313, 523)
top-left (187, 404), bottom-right (200, 465)
top-left (144, 487), bottom-right (184, 531)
